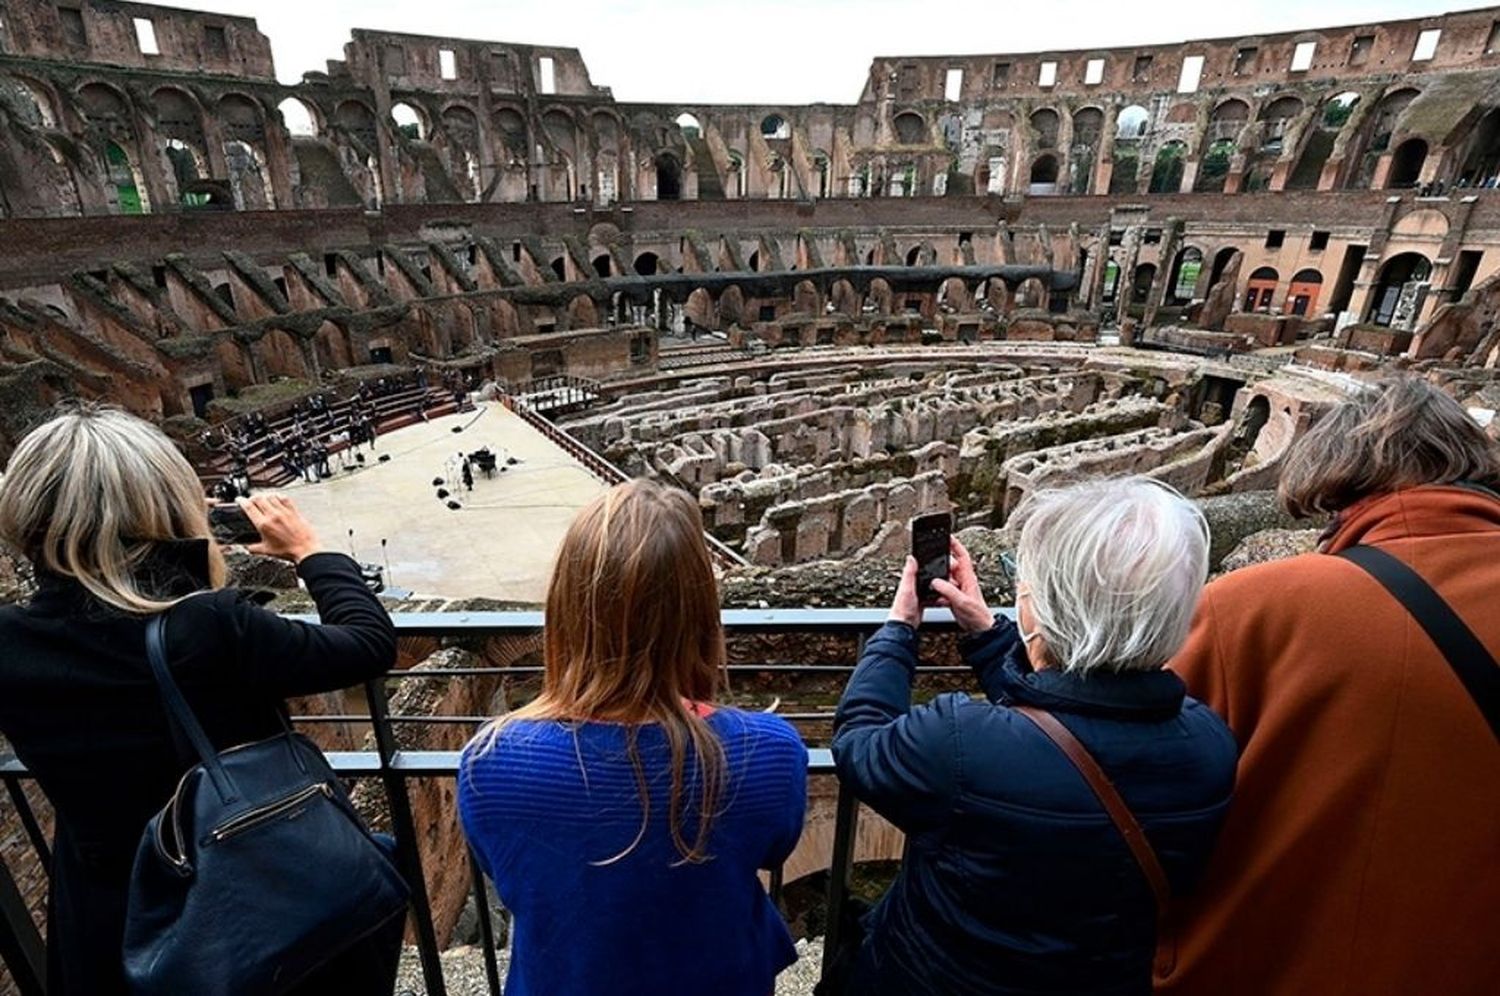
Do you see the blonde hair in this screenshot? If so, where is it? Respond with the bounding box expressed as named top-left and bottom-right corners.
top-left (0, 404), bottom-right (225, 614)
top-left (1012, 477), bottom-right (1210, 674)
top-left (1280, 376), bottom-right (1500, 518)
top-left (472, 479), bottom-right (727, 864)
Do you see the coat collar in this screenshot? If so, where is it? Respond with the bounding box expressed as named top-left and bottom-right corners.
top-left (1322, 484), bottom-right (1500, 555)
top-left (29, 539), bottom-right (214, 614)
top-left (995, 649), bottom-right (1187, 722)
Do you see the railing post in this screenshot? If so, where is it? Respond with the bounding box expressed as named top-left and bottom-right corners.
top-left (467, 849), bottom-right (503, 996)
top-left (0, 849), bottom-right (46, 996)
top-left (3, 780), bottom-right (49, 870)
top-left (821, 634), bottom-right (864, 978)
top-left (365, 678), bottom-right (447, 996)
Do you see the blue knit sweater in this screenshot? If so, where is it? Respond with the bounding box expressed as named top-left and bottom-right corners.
top-left (458, 709), bottom-right (808, 996)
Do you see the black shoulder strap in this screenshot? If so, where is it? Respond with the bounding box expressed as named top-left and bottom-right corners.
top-left (145, 613), bottom-right (236, 801)
top-left (1338, 545), bottom-right (1500, 745)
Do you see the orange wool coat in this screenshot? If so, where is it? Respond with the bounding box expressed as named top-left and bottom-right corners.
top-left (1160, 486), bottom-right (1500, 996)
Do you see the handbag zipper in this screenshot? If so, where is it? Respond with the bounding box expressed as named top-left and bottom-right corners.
top-left (208, 783), bottom-right (333, 843)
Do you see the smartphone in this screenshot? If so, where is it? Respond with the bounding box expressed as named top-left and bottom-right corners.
top-left (209, 504), bottom-right (261, 545)
top-left (911, 512), bottom-right (952, 603)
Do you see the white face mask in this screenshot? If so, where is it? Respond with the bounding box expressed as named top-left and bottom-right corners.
top-left (1016, 587), bottom-right (1043, 645)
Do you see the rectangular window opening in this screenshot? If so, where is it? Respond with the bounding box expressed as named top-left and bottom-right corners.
top-left (1038, 61), bottom-right (1058, 87)
top-left (1309, 230), bottom-right (1330, 251)
top-left (1413, 29), bottom-right (1441, 62)
top-left (440, 48), bottom-right (458, 80)
top-left (133, 17), bottom-right (159, 56)
top-left (59, 7), bottom-right (86, 49)
top-left (1488, 22), bottom-right (1500, 55)
top-left (991, 61), bottom-right (1011, 87)
top-left (1350, 35), bottom-right (1375, 65)
top-left (204, 25), bottom-right (227, 59)
top-left (1266, 229), bottom-right (1286, 249)
top-left (538, 56), bottom-right (556, 94)
top-left (1144, 229), bottom-right (1163, 245)
top-left (1234, 47), bottom-right (1258, 75)
top-left (1132, 55), bottom-right (1153, 82)
top-left (1177, 55), bottom-right (1204, 94)
top-left (1084, 58), bottom-right (1105, 85)
top-left (1290, 41), bottom-right (1317, 72)
top-left (944, 68), bottom-right (963, 102)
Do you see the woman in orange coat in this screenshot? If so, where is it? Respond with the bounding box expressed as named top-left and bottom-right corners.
top-left (1161, 377), bottom-right (1500, 996)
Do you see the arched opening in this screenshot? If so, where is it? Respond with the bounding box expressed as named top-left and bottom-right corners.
top-left (633, 251), bottom-right (660, 276)
top-left (1287, 92), bottom-right (1359, 190)
top-left (224, 140), bottom-right (272, 210)
top-left (1101, 259), bottom-right (1121, 304)
top-left (1239, 395), bottom-right (1272, 452)
top-left (313, 322), bottom-right (353, 371)
top-left (1130, 263), bottom-right (1157, 305)
top-left (812, 150), bottom-right (830, 198)
top-left (655, 152), bottom-right (682, 200)
top-left (1195, 139), bottom-right (1237, 193)
top-left (1108, 150), bottom-right (1139, 194)
top-left (1245, 266), bottom-right (1280, 313)
top-left (726, 150), bottom-right (746, 198)
top-left (1208, 246), bottom-right (1239, 286)
top-left (550, 256), bottom-right (567, 281)
top-left (1028, 154), bottom-right (1059, 194)
top-left (1287, 268), bottom-right (1324, 316)
top-left (1458, 107), bottom-right (1500, 186)
top-left (1030, 108), bottom-right (1060, 149)
top-left (893, 112), bottom-right (926, 145)
top-left (261, 329), bottom-right (309, 381)
top-left (1149, 141), bottom-right (1186, 193)
top-left (1069, 108), bottom-right (1103, 193)
top-left (164, 139), bottom-right (210, 207)
top-left (391, 102), bottom-right (425, 140)
top-left (760, 114), bottom-right (790, 140)
top-left (1367, 252), bottom-right (1432, 327)
top-left (105, 142), bottom-right (147, 214)
top-left (674, 112), bottom-right (702, 138)
top-left (1388, 138), bottom-right (1428, 189)
top-left (277, 96), bottom-right (318, 137)
top-left (905, 245), bottom-right (924, 267)
top-left (592, 254), bottom-right (612, 278)
top-left (1258, 96), bottom-right (1303, 153)
top-left (2, 77), bottom-right (57, 128)
top-left (1116, 105), bottom-right (1150, 140)
top-left (1168, 247), bottom-right (1204, 303)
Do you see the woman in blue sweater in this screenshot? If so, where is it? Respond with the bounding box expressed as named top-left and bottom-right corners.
top-left (459, 480), bottom-right (808, 996)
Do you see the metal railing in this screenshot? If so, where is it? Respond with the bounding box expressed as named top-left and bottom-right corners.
top-left (0, 608), bottom-right (1013, 996)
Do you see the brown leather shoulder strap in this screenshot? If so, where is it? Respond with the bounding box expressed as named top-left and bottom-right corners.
top-left (1012, 704), bottom-right (1176, 977)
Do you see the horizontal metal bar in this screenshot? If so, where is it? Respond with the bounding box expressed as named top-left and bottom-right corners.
top-left (326, 607), bottom-right (1015, 635)
top-left (4, 749), bottom-right (838, 779)
top-left (360, 663), bottom-right (974, 679)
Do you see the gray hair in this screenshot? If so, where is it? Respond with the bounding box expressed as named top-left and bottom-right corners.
top-left (0, 404), bottom-right (224, 614)
top-left (1012, 477), bottom-right (1209, 675)
top-left (1280, 376), bottom-right (1500, 518)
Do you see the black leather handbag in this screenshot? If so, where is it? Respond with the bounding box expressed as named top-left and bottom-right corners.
top-left (123, 613), bottom-right (410, 995)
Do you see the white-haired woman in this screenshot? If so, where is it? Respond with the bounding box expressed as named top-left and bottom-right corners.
top-left (830, 478), bottom-right (1237, 996)
top-left (0, 406), bottom-right (401, 996)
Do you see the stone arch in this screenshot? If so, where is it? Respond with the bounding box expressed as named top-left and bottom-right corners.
top-left (1387, 138), bottom-right (1428, 189)
top-left (867, 277), bottom-right (894, 314)
top-left (1, 76), bottom-right (59, 128)
top-left (1116, 104), bottom-right (1150, 140)
top-left (214, 337), bottom-right (253, 393)
top-left (1288, 92), bottom-right (1360, 190)
top-left (936, 276), bottom-right (972, 312)
top-left (591, 253), bottom-right (612, 277)
top-left (1195, 138), bottom-right (1237, 193)
top-left (1245, 266), bottom-right (1279, 312)
top-left (567, 295), bottom-right (599, 328)
top-left (760, 114), bottom-right (790, 139)
top-left (313, 321), bottom-right (353, 371)
top-left (260, 328), bottom-right (309, 380)
top-left (1130, 263), bottom-right (1157, 305)
top-left (685, 287), bottom-right (715, 329)
top-left (104, 141), bottom-right (149, 214)
top-left (77, 80), bottom-right (130, 126)
top-left (542, 108), bottom-right (576, 160)
top-left (633, 251), bottom-right (660, 276)
top-left (1287, 268), bottom-right (1324, 316)
top-left (1069, 107), bottom-right (1104, 193)
top-left (1030, 108), bottom-right (1061, 150)
top-left (390, 101), bottom-right (427, 140)
top-left (1028, 153), bottom-right (1059, 193)
top-left (829, 278), bottom-right (861, 316)
top-left (1367, 252), bottom-right (1432, 327)
top-left (224, 139), bottom-right (273, 209)
top-left (1168, 246), bottom-right (1204, 303)
top-left (1016, 276), bottom-right (1047, 309)
top-left (277, 96), bottom-right (319, 137)
top-left (1457, 106), bottom-right (1500, 185)
top-left (1257, 96), bottom-right (1303, 154)
top-left (674, 112), bottom-right (702, 137)
top-left (717, 285), bottom-right (745, 326)
top-left (894, 111), bottom-right (926, 145)
top-left (1149, 141), bottom-right (1187, 193)
top-left (793, 279), bottom-right (820, 314)
top-left (494, 106), bottom-right (528, 158)
top-left (654, 151), bottom-right (682, 200)
top-left (219, 93), bottom-right (267, 144)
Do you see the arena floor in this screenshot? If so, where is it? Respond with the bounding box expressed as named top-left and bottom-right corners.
top-left (281, 404), bottom-right (607, 602)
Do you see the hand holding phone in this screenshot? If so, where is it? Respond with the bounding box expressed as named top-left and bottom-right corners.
top-left (911, 512), bottom-right (952, 604)
top-left (208, 503), bottom-right (262, 545)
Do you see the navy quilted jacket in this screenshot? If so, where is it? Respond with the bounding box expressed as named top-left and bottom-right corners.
top-left (831, 619), bottom-right (1236, 996)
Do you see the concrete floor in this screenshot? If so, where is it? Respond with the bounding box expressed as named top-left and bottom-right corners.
top-left (281, 404), bottom-right (607, 602)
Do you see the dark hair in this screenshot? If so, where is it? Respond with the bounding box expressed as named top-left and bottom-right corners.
top-left (1279, 377), bottom-right (1500, 518)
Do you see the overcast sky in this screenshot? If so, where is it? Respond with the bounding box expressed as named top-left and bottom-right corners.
top-left (189, 0), bottom-right (1458, 103)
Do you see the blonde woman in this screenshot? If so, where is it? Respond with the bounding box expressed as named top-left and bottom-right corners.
top-left (0, 406), bottom-right (400, 996)
top-left (459, 480), bottom-right (808, 996)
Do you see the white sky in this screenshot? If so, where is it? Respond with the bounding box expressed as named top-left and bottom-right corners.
top-left (187, 0), bottom-right (1460, 103)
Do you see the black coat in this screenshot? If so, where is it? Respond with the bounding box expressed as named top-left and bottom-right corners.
top-left (0, 541), bottom-right (399, 996)
top-left (832, 620), bottom-right (1237, 996)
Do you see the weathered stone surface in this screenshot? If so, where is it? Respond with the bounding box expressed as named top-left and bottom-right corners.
top-left (1218, 528), bottom-right (1323, 574)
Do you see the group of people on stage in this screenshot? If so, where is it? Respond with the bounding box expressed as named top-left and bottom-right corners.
top-left (0, 375), bottom-right (1494, 996)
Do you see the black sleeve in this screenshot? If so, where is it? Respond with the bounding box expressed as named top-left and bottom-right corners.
top-left (831, 622), bottom-right (960, 834)
top-left (220, 553), bottom-right (397, 698)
